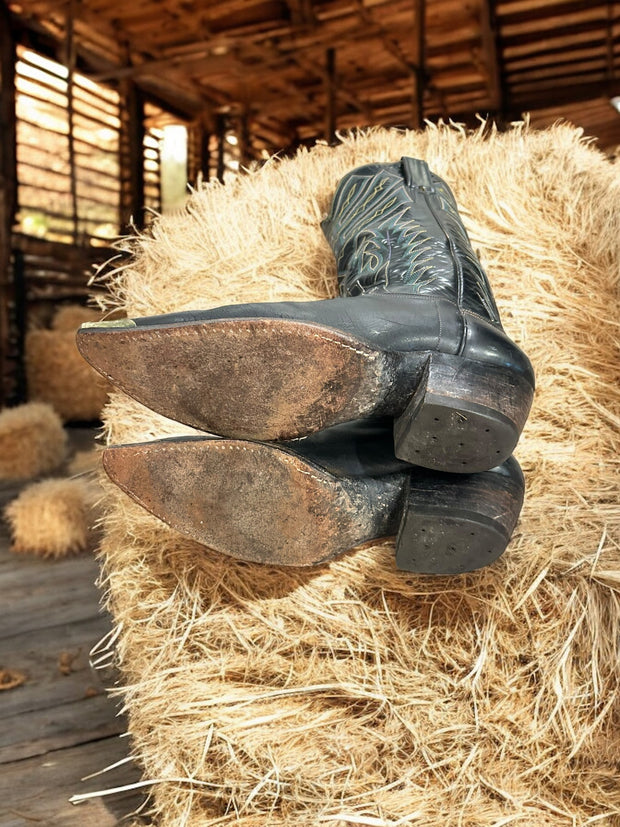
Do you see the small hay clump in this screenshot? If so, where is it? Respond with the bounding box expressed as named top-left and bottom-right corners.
top-left (4, 476), bottom-right (101, 558)
top-left (96, 123), bottom-right (620, 826)
top-left (0, 401), bottom-right (67, 480)
top-left (26, 328), bottom-right (110, 421)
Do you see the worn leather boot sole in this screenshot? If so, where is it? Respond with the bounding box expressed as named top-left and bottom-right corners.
top-left (102, 436), bottom-right (523, 573)
top-left (79, 318), bottom-right (532, 474)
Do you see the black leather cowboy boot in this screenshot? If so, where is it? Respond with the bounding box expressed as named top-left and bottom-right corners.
top-left (102, 421), bottom-right (525, 574)
top-left (77, 157), bottom-right (534, 473)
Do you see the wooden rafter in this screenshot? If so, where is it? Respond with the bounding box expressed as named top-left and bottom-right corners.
top-left (285, 0), bottom-right (316, 29)
top-left (8, 0), bottom-right (620, 156)
top-left (353, 0), bottom-right (415, 73)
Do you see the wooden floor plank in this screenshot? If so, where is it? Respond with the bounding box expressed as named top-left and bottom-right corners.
top-left (0, 427), bottom-right (148, 824)
top-left (0, 691), bottom-right (127, 763)
top-left (1, 581), bottom-right (106, 640)
top-left (0, 735), bottom-right (147, 826)
top-left (0, 614), bottom-right (114, 720)
top-left (0, 550), bottom-right (101, 592)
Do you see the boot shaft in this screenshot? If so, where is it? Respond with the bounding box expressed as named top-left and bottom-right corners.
top-left (321, 157), bottom-right (502, 325)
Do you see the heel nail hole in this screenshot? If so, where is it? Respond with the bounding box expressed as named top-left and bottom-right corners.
top-left (485, 428), bottom-right (490, 432)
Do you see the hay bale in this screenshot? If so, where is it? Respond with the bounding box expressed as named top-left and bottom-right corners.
top-left (96, 123), bottom-right (620, 825)
top-left (26, 328), bottom-right (110, 421)
top-left (52, 304), bottom-right (103, 332)
top-left (4, 476), bottom-right (101, 558)
top-left (0, 402), bottom-right (67, 480)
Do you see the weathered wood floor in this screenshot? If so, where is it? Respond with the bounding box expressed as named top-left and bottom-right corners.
top-left (0, 426), bottom-right (148, 826)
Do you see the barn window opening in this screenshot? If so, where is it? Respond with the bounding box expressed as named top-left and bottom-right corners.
top-left (143, 102), bottom-right (192, 218)
top-left (15, 45), bottom-right (121, 245)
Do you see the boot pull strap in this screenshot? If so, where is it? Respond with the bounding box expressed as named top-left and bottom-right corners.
top-left (401, 157), bottom-right (435, 191)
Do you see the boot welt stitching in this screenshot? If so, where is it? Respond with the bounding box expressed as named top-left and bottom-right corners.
top-left (278, 454), bottom-right (330, 485)
top-left (307, 330), bottom-right (375, 359)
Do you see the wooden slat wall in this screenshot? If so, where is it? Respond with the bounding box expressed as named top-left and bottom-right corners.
top-left (14, 46), bottom-right (121, 244)
top-left (2, 234), bottom-right (117, 404)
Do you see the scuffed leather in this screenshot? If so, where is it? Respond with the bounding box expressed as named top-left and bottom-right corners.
top-left (460, 311), bottom-right (533, 381)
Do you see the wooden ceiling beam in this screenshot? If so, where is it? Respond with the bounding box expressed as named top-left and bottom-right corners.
top-left (284, 0), bottom-right (317, 29)
top-left (507, 40), bottom-right (614, 70)
top-left (504, 28), bottom-right (613, 60)
top-left (10, 0), bottom-right (620, 151)
top-left (352, 0), bottom-right (415, 73)
top-left (507, 57), bottom-right (609, 84)
top-left (497, 0), bottom-right (609, 28)
top-left (91, 51), bottom-right (239, 83)
top-left (503, 17), bottom-right (617, 49)
top-left (91, 26), bottom-right (370, 127)
top-left (510, 77), bottom-right (620, 109)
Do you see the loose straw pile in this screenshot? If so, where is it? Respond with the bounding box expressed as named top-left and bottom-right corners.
top-left (92, 122), bottom-right (620, 825)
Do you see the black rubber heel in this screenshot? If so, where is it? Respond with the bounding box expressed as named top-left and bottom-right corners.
top-left (393, 352), bottom-right (533, 473)
top-left (395, 457), bottom-right (524, 575)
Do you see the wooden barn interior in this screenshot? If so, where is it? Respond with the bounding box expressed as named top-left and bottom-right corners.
top-left (1, 1), bottom-right (619, 825)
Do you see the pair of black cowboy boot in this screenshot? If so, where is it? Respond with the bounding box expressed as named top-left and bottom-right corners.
top-left (77, 157), bottom-right (534, 574)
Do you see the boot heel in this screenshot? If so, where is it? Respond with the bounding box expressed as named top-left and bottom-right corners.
top-left (395, 457), bottom-right (524, 575)
top-left (393, 352), bottom-right (533, 473)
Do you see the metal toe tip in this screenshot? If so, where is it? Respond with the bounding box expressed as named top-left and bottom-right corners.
top-left (79, 319), bottom-right (137, 330)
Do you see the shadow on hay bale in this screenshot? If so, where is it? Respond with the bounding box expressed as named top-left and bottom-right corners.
top-left (93, 123), bottom-right (620, 826)
top-left (26, 304), bottom-right (112, 422)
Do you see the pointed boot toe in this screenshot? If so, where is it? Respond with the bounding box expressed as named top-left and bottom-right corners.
top-left (78, 317), bottom-right (391, 440)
